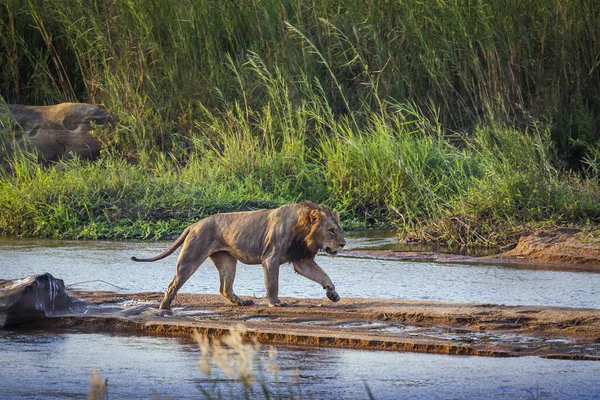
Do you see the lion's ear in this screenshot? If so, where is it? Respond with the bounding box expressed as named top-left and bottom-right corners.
top-left (333, 210), bottom-right (340, 223)
top-left (310, 209), bottom-right (325, 224)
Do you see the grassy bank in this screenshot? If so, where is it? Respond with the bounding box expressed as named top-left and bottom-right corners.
top-left (2, 107), bottom-right (598, 245)
top-left (1, 0), bottom-right (599, 245)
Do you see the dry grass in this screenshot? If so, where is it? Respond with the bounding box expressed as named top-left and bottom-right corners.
top-left (194, 325), bottom-right (288, 399)
top-left (87, 369), bottom-right (108, 400)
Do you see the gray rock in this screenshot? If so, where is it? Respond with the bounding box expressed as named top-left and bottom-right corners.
top-left (2, 102), bottom-right (113, 162)
top-left (0, 273), bottom-right (75, 327)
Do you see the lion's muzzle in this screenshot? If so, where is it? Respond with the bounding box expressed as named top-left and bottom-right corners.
top-left (324, 241), bottom-right (345, 255)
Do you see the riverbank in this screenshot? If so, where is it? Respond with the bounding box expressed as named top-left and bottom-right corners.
top-left (46, 291), bottom-right (600, 361)
top-left (345, 227), bottom-right (600, 272)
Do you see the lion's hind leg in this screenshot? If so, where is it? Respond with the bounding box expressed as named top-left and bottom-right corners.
top-left (210, 252), bottom-right (254, 306)
top-left (160, 244), bottom-right (209, 310)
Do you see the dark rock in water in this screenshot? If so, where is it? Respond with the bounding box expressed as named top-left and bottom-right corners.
top-left (2, 102), bottom-right (113, 162)
top-left (0, 273), bottom-right (75, 328)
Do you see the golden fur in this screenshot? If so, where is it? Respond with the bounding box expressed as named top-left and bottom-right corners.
top-left (131, 201), bottom-right (345, 308)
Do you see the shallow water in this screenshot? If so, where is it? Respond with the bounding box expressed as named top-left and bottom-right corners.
top-left (0, 237), bottom-right (598, 308)
top-left (1, 329), bottom-right (599, 400)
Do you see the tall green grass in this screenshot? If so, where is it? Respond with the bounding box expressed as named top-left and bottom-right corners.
top-left (1, 0), bottom-right (599, 245)
top-left (1, 0), bottom-right (598, 157)
top-left (2, 94), bottom-right (598, 244)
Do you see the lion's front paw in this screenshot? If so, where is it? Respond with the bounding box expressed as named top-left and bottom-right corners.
top-left (240, 299), bottom-right (255, 306)
top-left (326, 289), bottom-right (340, 302)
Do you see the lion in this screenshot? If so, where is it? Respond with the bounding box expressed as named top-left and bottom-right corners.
top-left (130, 201), bottom-right (346, 309)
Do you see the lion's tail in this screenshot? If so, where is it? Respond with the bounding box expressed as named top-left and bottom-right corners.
top-left (130, 228), bottom-right (190, 262)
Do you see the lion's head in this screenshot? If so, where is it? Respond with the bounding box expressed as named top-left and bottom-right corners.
top-left (288, 201), bottom-right (346, 261)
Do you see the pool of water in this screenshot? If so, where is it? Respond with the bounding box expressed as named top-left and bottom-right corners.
top-left (1, 329), bottom-right (599, 400)
top-left (0, 238), bottom-right (598, 308)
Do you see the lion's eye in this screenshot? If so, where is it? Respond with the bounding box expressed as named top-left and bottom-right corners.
top-left (328, 228), bottom-right (335, 235)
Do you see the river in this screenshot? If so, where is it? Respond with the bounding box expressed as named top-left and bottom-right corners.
top-left (1, 235), bottom-right (599, 399)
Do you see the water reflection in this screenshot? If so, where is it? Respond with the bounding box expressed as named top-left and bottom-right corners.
top-left (344, 229), bottom-right (500, 256)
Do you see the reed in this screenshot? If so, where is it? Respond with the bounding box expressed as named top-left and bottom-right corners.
top-left (1, 0), bottom-right (598, 154)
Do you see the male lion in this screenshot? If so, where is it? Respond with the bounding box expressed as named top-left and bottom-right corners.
top-left (130, 201), bottom-right (345, 309)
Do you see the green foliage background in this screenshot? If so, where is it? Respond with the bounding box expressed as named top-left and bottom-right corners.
top-left (1, 0), bottom-right (599, 245)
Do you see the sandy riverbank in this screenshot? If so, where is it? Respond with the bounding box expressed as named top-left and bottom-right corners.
top-left (43, 290), bottom-right (600, 361)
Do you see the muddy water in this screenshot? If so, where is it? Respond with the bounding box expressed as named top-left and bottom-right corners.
top-left (0, 237), bottom-right (598, 308)
top-left (1, 329), bottom-right (599, 400)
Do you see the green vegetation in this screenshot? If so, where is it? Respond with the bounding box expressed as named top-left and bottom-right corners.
top-left (1, 0), bottom-right (599, 246)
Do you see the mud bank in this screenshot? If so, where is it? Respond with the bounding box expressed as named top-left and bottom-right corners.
top-left (494, 228), bottom-right (600, 268)
top-left (41, 291), bottom-right (600, 361)
top-left (345, 227), bottom-right (600, 271)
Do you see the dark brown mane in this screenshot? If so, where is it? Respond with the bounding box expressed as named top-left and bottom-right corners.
top-left (286, 234), bottom-right (315, 262)
top-left (286, 201), bottom-right (332, 262)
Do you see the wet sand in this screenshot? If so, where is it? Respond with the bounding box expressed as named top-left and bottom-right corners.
top-left (47, 290), bottom-right (600, 361)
